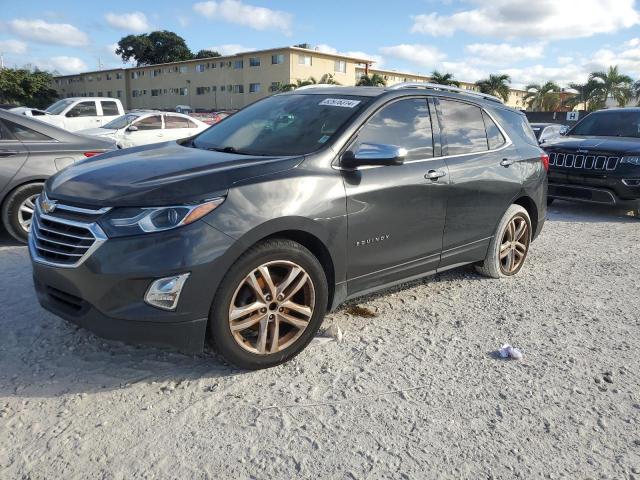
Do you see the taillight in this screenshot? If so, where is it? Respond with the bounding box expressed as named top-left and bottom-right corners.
top-left (83, 151), bottom-right (103, 158)
top-left (541, 153), bottom-right (549, 171)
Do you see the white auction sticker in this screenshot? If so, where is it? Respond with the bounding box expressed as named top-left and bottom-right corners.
top-left (319, 98), bottom-right (361, 108)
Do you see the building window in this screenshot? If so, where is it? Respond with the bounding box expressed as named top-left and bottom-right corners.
top-left (132, 90), bottom-right (139, 98)
top-left (233, 84), bottom-right (244, 94)
top-left (152, 68), bottom-right (161, 77)
top-left (233, 60), bottom-right (244, 69)
top-left (196, 86), bottom-right (210, 95)
top-left (334, 60), bottom-right (346, 73)
top-left (212, 86), bottom-right (217, 92)
top-left (97, 76), bottom-right (102, 81)
top-left (151, 89), bottom-right (161, 96)
top-left (117, 90), bottom-right (122, 98)
top-left (179, 66), bottom-right (188, 74)
top-left (219, 61), bottom-right (224, 68)
top-left (87, 75), bottom-right (93, 82)
top-left (106, 74), bottom-right (112, 80)
top-left (298, 54), bottom-right (312, 66)
top-left (196, 64), bottom-right (206, 73)
top-left (116, 72), bottom-right (123, 79)
top-left (179, 87), bottom-right (188, 96)
top-left (107, 91), bottom-right (112, 97)
top-left (97, 91), bottom-right (103, 97)
top-left (249, 57), bottom-right (260, 67)
top-left (220, 86), bottom-right (225, 92)
top-left (249, 83), bottom-right (261, 93)
top-left (271, 54), bottom-right (284, 65)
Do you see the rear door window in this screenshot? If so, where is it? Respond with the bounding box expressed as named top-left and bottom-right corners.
top-left (134, 115), bottom-right (163, 130)
top-left (101, 101), bottom-right (119, 116)
top-left (438, 99), bottom-right (488, 155)
top-left (354, 97), bottom-right (433, 160)
top-left (165, 115), bottom-right (190, 129)
top-left (66, 101), bottom-right (97, 117)
top-left (482, 111), bottom-right (506, 150)
top-left (4, 120), bottom-right (53, 141)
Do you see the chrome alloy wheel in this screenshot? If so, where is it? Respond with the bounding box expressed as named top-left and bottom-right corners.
top-left (18, 194), bottom-right (39, 233)
top-left (499, 214), bottom-right (530, 275)
top-left (228, 260), bottom-right (316, 355)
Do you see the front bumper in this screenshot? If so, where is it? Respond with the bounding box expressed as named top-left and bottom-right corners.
top-left (30, 220), bottom-right (236, 353)
top-left (548, 182), bottom-right (640, 209)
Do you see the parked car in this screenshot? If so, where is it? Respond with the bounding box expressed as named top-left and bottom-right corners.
top-left (77, 111), bottom-right (209, 149)
top-left (543, 108), bottom-right (640, 215)
top-left (30, 97), bottom-right (126, 132)
top-left (0, 110), bottom-right (115, 242)
top-left (175, 105), bottom-right (193, 114)
top-left (530, 123), bottom-right (567, 144)
top-left (30, 84), bottom-right (547, 369)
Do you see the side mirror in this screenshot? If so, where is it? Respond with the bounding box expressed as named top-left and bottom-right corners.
top-left (127, 125), bottom-right (138, 132)
top-left (341, 143), bottom-right (407, 169)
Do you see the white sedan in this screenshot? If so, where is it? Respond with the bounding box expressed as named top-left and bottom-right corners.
top-left (77, 111), bottom-right (209, 149)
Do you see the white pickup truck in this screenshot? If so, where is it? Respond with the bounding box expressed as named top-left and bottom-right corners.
top-left (14, 97), bottom-right (126, 132)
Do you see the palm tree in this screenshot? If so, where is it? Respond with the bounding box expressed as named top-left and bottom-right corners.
top-left (429, 71), bottom-right (460, 87)
top-left (475, 74), bottom-right (511, 102)
top-left (565, 80), bottom-right (604, 111)
top-left (279, 77), bottom-right (317, 92)
top-left (523, 81), bottom-right (561, 111)
top-left (356, 73), bottom-right (386, 87)
top-left (589, 66), bottom-right (633, 107)
top-left (319, 73), bottom-right (340, 85)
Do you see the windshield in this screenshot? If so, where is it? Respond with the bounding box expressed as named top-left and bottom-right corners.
top-left (103, 113), bottom-right (139, 130)
top-left (45, 99), bottom-right (74, 115)
top-left (570, 110), bottom-right (640, 138)
top-left (192, 93), bottom-right (370, 156)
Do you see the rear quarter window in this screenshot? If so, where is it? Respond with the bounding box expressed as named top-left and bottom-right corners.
top-left (493, 108), bottom-right (538, 147)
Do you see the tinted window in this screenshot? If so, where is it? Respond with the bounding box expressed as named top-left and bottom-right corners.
top-left (67, 101), bottom-right (97, 117)
top-left (187, 119), bottom-right (198, 129)
top-left (193, 94), bottom-right (370, 156)
top-left (101, 101), bottom-right (119, 116)
top-left (0, 121), bottom-right (13, 140)
top-left (134, 115), bottom-right (162, 130)
top-left (354, 98), bottom-right (433, 160)
top-left (5, 121), bottom-right (52, 141)
top-left (45, 99), bottom-right (74, 115)
top-left (165, 115), bottom-right (190, 129)
top-left (570, 110), bottom-right (640, 138)
top-left (483, 111), bottom-right (506, 150)
top-left (497, 109), bottom-right (538, 146)
top-left (439, 100), bottom-right (488, 155)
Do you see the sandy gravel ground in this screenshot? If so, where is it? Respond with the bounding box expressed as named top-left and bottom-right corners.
top-left (0, 201), bottom-right (639, 480)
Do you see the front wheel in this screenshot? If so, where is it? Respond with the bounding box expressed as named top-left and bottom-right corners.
top-left (476, 204), bottom-right (532, 279)
top-left (1, 183), bottom-right (43, 243)
top-left (209, 239), bottom-right (328, 369)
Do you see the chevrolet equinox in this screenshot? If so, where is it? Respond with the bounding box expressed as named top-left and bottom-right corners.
top-left (29, 84), bottom-right (548, 369)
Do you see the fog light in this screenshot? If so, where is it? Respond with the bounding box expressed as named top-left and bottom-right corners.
top-left (145, 273), bottom-right (190, 311)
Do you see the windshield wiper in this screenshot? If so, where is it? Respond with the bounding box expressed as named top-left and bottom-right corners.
top-left (206, 146), bottom-right (271, 156)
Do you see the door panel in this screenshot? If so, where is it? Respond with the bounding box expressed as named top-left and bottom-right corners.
top-left (435, 99), bottom-right (522, 268)
top-left (0, 121), bottom-right (28, 193)
top-left (343, 97), bottom-right (449, 295)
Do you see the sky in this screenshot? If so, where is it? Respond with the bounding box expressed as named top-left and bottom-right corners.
top-left (1, 0), bottom-right (640, 89)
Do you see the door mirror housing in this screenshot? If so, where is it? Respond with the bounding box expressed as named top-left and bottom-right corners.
top-left (341, 143), bottom-right (407, 169)
top-left (127, 125), bottom-right (138, 132)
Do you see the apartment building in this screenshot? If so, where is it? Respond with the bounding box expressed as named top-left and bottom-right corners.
top-left (52, 46), bottom-right (527, 111)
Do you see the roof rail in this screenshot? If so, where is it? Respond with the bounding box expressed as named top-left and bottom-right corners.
top-left (295, 84), bottom-right (339, 91)
top-left (386, 82), bottom-right (503, 103)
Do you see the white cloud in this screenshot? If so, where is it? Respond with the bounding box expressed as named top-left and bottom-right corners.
top-left (105, 12), bottom-right (150, 33)
top-left (465, 43), bottom-right (544, 64)
top-left (586, 47), bottom-right (640, 77)
top-left (411, 0), bottom-right (640, 40)
top-left (0, 39), bottom-right (28, 54)
top-left (193, 0), bottom-right (293, 34)
top-left (379, 44), bottom-right (445, 69)
top-left (7, 19), bottom-right (89, 47)
top-left (39, 56), bottom-right (88, 74)
top-left (557, 56), bottom-right (574, 65)
top-left (625, 38), bottom-right (640, 47)
top-left (315, 44), bottom-right (384, 66)
top-left (207, 44), bottom-right (254, 55)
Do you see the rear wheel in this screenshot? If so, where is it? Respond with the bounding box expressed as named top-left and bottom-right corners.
top-left (209, 239), bottom-right (328, 369)
top-left (1, 183), bottom-right (43, 243)
top-left (476, 204), bottom-right (532, 279)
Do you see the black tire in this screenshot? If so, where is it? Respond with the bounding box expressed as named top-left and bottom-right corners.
top-left (1, 183), bottom-right (43, 243)
top-left (475, 204), bottom-right (532, 279)
top-left (209, 239), bottom-right (328, 369)
top-left (547, 197), bottom-right (554, 206)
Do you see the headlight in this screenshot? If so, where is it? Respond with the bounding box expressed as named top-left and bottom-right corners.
top-left (621, 156), bottom-right (640, 166)
top-left (99, 197), bottom-right (224, 237)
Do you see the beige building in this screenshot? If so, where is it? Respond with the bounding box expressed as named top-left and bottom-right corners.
top-left (52, 46), bottom-right (527, 111)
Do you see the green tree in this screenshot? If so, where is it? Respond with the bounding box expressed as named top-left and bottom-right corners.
top-left (565, 80), bottom-right (604, 111)
top-left (115, 31), bottom-right (194, 66)
top-left (0, 68), bottom-right (58, 108)
top-left (279, 77), bottom-right (317, 91)
top-left (475, 74), bottom-right (511, 102)
top-left (429, 71), bottom-right (460, 87)
top-left (194, 49), bottom-right (221, 59)
top-left (319, 73), bottom-right (340, 85)
top-left (523, 81), bottom-right (561, 111)
top-left (589, 65), bottom-right (633, 107)
top-left (634, 80), bottom-right (640, 106)
top-left (356, 73), bottom-right (386, 87)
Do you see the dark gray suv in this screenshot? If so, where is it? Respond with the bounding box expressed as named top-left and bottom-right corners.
top-left (30, 84), bottom-right (548, 369)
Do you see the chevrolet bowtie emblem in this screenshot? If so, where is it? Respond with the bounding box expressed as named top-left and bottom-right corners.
top-left (41, 196), bottom-right (57, 214)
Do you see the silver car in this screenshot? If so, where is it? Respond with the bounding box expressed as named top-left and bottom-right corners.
top-left (0, 110), bottom-right (115, 242)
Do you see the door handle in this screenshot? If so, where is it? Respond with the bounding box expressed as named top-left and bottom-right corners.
top-left (500, 158), bottom-right (515, 167)
top-left (0, 150), bottom-right (19, 157)
top-left (425, 170), bottom-right (446, 181)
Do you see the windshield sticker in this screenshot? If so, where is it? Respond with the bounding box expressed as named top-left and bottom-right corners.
top-left (318, 135), bottom-right (330, 144)
top-left (319, 98), bottom-right (361, 108)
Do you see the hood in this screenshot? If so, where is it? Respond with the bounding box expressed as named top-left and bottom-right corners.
top-left (46, 141), bottom-right (303, 207)
top-left (77, 127), bottom-right (117, 137)
top-left (543, 135), bottom-right (640, 154)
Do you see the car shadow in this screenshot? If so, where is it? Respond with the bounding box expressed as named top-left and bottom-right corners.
top-left (547, 200), bottom-right (639, 224)
top-left (0, 230), bottom-right (22, 247)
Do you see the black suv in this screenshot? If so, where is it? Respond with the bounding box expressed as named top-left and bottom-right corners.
top-left (29, 84), bottom-right (547, 369)
top-left (544, 108), bottom-right (640, 214)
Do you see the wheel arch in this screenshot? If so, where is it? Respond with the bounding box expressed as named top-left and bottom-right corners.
top-left (513, 195), bottom-right (539, 239)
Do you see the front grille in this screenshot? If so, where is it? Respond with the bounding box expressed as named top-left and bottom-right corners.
top-left (548, 151), bottom-right (619, 171)
top-left (30, 197), bottom-right (108, 268)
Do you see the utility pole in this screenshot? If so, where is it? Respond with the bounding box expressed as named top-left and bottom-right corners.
top-left (0, 52), bottom-right (5, 69)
